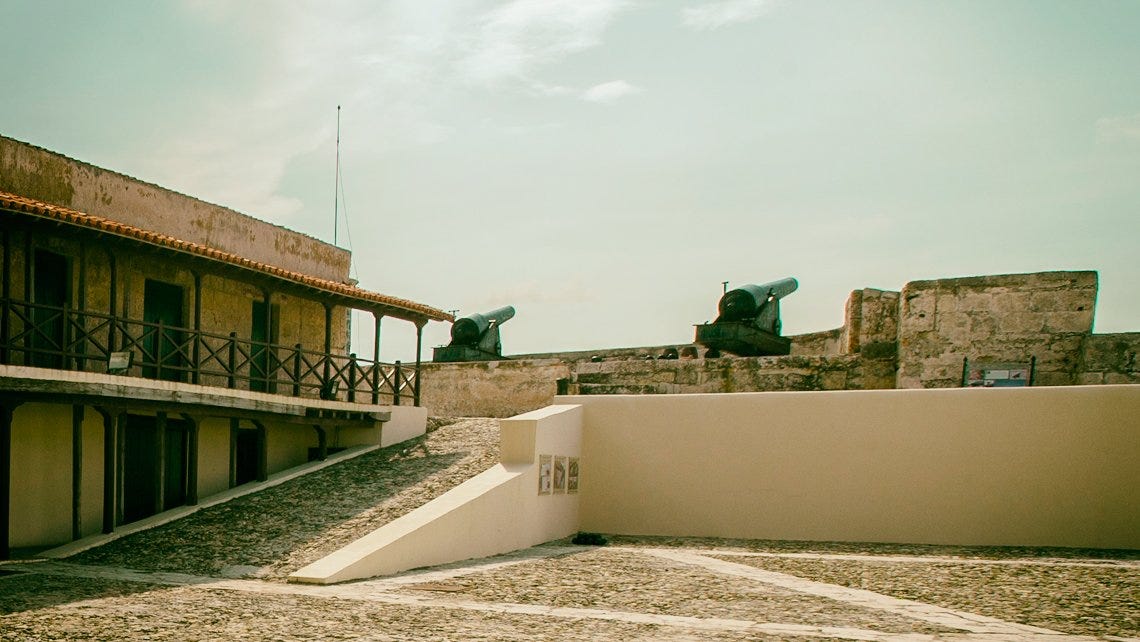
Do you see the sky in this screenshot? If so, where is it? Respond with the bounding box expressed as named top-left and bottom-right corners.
top-left (2, 0), bottom-right (1138, 361)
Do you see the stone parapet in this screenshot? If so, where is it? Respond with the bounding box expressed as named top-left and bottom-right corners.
top-left (897, 271), bottom-right (1097, 388)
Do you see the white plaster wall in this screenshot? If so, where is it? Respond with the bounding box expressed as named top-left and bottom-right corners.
top-left (10, 403), bottom-right (73, 547)
top-left (291, 405), bottom-right (582, 583)
top-left (567, 385), bottom-right (1140, 550)
top-left (380, 406), bottom-right (428, 447)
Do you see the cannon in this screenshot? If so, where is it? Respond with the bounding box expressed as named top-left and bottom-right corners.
top-left (432, 305), bottom-right (515, 362)
top-left (694, 278), bottom-right (798, 356)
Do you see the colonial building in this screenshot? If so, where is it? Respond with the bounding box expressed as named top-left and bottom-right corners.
top-left (0, 136), bottom-right (451, 557)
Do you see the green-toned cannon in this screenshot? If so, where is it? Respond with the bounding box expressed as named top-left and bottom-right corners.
top-left (432, 305), bottom-right (515, 362)
top-left (695, 278), bottom-right (798, 356)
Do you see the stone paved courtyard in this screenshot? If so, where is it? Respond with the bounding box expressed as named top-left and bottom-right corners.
top-left (1, 419), bottom-right (1137, 641)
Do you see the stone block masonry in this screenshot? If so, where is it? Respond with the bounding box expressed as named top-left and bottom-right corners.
top-left (419, 270), bottom-right (1133, 417)
top-left (1079, 332), bottom-right (1140, 385)
top-left (897, 272), bottom-right (1097, 388)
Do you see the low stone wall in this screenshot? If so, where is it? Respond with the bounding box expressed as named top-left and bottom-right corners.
top-left (571, 355), bottom-right (872, 395)
top-left (897, 271), bottom-right (1097, 388)
top-left (419, 271), bottom-right (1131, 417)
top-left (419, 352), bottom-right (898, 417)
top-left (419, 359), bottom-right (571, 418)
top-left (1079, 333), bottom-right (1140, 385)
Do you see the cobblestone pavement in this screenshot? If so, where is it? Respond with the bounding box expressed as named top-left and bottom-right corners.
top-left (70, 417), bottom-right (500, 579)
top-left (2, 418), bottom-right (1137, 641)
top-left (2, 542), bottom-right (1135, 641)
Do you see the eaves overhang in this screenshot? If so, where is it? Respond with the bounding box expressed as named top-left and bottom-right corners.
top-left (0, 191), bottom-right (453, 325)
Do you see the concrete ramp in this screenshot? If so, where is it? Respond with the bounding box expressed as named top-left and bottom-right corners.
top-left (290, 405), bottom-right (583, 584)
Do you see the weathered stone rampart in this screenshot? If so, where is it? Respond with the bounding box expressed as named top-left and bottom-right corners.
top-left (1079, 332), bottom-right (1140, 385)
top-left (421, 270), bottom-right (1134, 417)
top-left (897, 271), bottom-right (1097, 388)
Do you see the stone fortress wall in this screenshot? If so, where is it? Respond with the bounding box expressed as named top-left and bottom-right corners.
top-left (420, 271), bottom-right (1140, 417)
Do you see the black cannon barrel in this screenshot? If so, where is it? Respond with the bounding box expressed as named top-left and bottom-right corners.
top-left (450, 305), bottom-right (516, 345)
top-left (717, 278), bottom-right (798, 322)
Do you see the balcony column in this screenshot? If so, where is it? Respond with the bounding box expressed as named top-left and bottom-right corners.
top-left (107, 252), bottom-right (117, 352)
top-left (71, 405), bottom-right (84, 541)
top-left (180, 414), bottom-right (199, 506)
top-left (262, 288), bottom-right (273, 392)
top-left (192, 272), bottom-right (202, 384)
top-left (414, 320), bottom-right (424, 407)
top-left (76, 246), bottom-right (87, 371)
top-left (153, 412), bottom-right (167, 516)
top-left (322, 304), bottom-right (333, 396)
top-left (1, 227), bottom-right (10, 363)
top-left (94, 407), bottom-right (120, 535)
top-left (252, 420), bottom-right (268, 482)
top-left (371, 313), bottom-right (382, 404)
top-left (0, 399), bottom-right (19, 560)
top-left (22, 232), bottom-right (31, 361)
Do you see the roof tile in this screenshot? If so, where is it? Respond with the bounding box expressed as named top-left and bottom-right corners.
top-left (0, 190), bottom-right (452, 323)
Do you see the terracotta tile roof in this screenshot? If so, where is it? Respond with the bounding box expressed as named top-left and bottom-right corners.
top-left (0, 190), bottom-right (452, 323)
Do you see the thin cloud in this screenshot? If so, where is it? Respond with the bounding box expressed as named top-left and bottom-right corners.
top-left (1096, 113), bottom-right (1140, 143)
top-left (459, 0), bottom-right (631, 85)
top-left (581, 80), bottom-right (642, 103)
top-left (681, 0), bottom-right (774, 30)
top-left (146, 0), bottom-right (634, 224)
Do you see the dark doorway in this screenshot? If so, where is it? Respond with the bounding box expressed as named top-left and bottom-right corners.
top-left (30, 250), bottom-right (69, 368)
top-left (142, 280), bottom-right (185, 381)
top-left (122, 415), bottom-right (189, 524)
top-left (234, 428), bottom-right (260, 486)
top-left (250, 300), bottom-right (278, 393)
top-left (163, 420), bottom-right (189, 510)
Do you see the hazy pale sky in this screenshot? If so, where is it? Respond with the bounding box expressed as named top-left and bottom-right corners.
top-left (2, 0), bottom-right (1138, 361)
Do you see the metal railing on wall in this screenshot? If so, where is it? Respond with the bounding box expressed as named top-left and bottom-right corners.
top-left (0, 297), bottom-right (417, 406)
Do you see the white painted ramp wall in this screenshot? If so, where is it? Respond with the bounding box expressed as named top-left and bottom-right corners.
top-left (291, 405), bottom-right (582, 584)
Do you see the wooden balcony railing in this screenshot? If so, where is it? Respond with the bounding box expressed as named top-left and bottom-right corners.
top-left (0, 297), bottom-right (418, 406)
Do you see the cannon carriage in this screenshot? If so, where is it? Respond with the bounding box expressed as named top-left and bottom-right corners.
top-left (432, 305), bottom-right (515, 362)
top-left (694, 277), bottom-right (798, 356)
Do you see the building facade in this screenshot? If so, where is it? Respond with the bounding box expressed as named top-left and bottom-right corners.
top-left (0, 136), bottom-right (451, 557)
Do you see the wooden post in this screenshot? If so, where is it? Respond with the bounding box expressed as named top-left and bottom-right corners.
top-left (115, 411), bottom-right (126, 526)
top-left (227, 332), bottom-right (237, 389)
top-left (371, 314), bottom-right (382, 404)
top-left (63, 295), bottom-right (73, 370)
top-left (107, 253), bottom-right (118, 353)
top-left (23, 233), bottom-right (32, 362)
top-left (181, 414), bottom-right (199, 506)
top-left (0, 401), bottom-right (15, 560)
top-left (72, 405), bottom-right (84, 541)
top-left (1, 226), bottom-right (10, 364)
top-left (192, 272), bottom-right (202, 384)
top-left (313, 426), bottom-right (328, 461)
top-left (252, 420), bottom-right (268, 482)
top-left (76, 245), bottom-right (87, 371)
top-left (322, 304), bottom-right (333, 392)
top-left (393, 361), bottom-right (402, 406)
top-left (154, 412), bottom-right (167, 515)
top-left (155, 319), bottom-right (165, 380)
top-left (414, 322), bottom-right (424, 407)
top-left (347, 353), bottom-right (357, 403)
top-left (262, 289), bottom-right (273, 392)
top-left (292, 343), bottom-right (303, 397)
